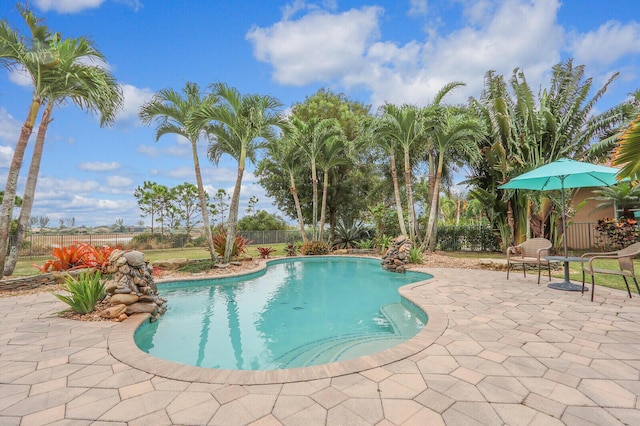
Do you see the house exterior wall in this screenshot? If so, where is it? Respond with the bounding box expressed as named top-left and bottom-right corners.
top-left (566, 187), bottom-right (614, 250)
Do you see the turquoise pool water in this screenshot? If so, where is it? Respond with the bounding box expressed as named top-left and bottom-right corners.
top-left (134, 257), bottom-right (431, 370)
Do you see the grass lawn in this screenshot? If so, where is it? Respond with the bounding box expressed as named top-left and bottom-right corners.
top-left (9, 247), bottom-right (640, 296)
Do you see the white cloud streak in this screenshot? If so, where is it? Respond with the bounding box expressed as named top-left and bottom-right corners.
top-left (78, 161), bottom-right (121, 172)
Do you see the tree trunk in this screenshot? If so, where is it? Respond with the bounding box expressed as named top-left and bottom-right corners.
top-left (424, 156), bottom-right (444, 251)
top-left (0, 99), bottom-right (41, 275)
top-left (4, 103), bottom-right (52, 276)
top-left (319, 169), bottom-right (329, 241)
top-left (224, 150), bottom-right (245, 263)
top-left (311, 160), bottom-right (319, 240)
top-left (191, 141), bottom-right (216, 263)
top-left (390, 153), bottom-right (407, 237)
top-left (290, 172), bottom-right (308, 243)
top-left (403, 149), bottom-right (416, 241)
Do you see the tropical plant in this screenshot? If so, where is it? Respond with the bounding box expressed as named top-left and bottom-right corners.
top-left (332, 219), bottom-right (372, 249)
top-left (374, 103), bottom-right (424, 241)
top-left (408, 247), bottom-right (423, 264)
top-left (317, 131), bottom-right (348, 240)
top-left (595, 217), bottom-right (640, 250)
top-left (299, 241), bottom-right (329, 255)
top-left (288, 117), bottom-right (343, 240)
top-left (53, 270), bottom-right (106, 314)
top-left (423, 106), bottom-right (483, 250)
top-left (0, 6), bottom-right (59, 273)
top-left (284, 243), bottom-right (299, 257)
top-left (256, 247), bottom-right (276, 259)
top-left (264, 135), bottom-right (308, 242)
top-left (202, 83), bottom-right (283, 263)
top-left (374, 234), bottom-right (393, 253)
top-left (589, 182), bottom-right (640, 219)
top-left (34, 242), bottom-right (118, 273)
top-left (466, 60), bottom-right (625, 248)
top-left (3, 34), bottom-right (123, 277)
top-left (614, 113), bottom-right (640, 181)
top-left (355, 239), bottom-right (374, 249)
top-left (139, 82), bottom-right (218, 263)
top-left (211, 229), bottom-right (251, 258)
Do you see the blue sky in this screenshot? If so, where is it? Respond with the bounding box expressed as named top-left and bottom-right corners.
top-left (0, 0), bottom-right (639, 227)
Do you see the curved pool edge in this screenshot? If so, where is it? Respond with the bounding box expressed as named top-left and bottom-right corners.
top-left (107, 256), bottom-right (448, 385)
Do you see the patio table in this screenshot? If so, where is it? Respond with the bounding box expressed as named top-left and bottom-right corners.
top-left (543, 256), bottom-right (587, 291)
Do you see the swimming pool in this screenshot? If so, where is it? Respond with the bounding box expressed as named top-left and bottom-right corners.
top-left (134, 257), bottom-right (431, 370)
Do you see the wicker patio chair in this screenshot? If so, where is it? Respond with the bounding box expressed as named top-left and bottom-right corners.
top-left (506, 238), bottom-right (553, 284)
top-left (580, 242), bottom-right (640, 301)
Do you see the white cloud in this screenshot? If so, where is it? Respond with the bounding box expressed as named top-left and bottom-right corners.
top-left (570, 20), bottom-right (640, 68)
top-left (106, 175), bottom-right (133, 187)
top-left (408, 0), bottom-right (428, 17)
top-left (115, 84), bottom-right (154, 127)
top-left (0, 107), bottom-right (21, 145)
top-left (246, 6), bottom-right (382, 86)
top-left (0, 146), bottom-right (13, 168)
top-left (34, 0), bottom-right (106, 13)
top-left (78, 161), bottom-right (120, 172)
top-left (8, 68), bottom-right (32, 86)
top-left (247, 0), bottom-right (564, 107)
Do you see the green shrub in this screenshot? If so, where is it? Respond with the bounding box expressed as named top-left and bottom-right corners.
top-left (53, 270), bottom-right (106, 314)
top-left (355, 239), bottom-right (374, 249)
top-left (374, 234), bottom-right (393, 253)
top-left (177, 260), bottom-right (214, 273)
top-left (408, 247), bottom-right (423, 264)
top-left (300, 241), bottom-right (329, 255)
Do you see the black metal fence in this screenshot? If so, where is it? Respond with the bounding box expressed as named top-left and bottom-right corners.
top-left (8, 222), bottom-right (614, 259)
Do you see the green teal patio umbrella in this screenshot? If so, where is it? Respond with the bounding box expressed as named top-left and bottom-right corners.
top-left (499, 158), bottom-right (621, 289)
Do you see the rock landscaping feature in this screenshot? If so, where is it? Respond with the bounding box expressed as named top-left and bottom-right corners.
top-left (381, 235), bottom-right (413, 273)
top-left (100, 249), bottom-right (167, 321)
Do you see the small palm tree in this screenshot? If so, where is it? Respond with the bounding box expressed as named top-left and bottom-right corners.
top-left (139, 82), bottom-right (218, 263)
top-left (589, 181), bottom-right (640, 219)
top-left (265, 135), bottom-right (308, 243)
top-left (202, 83), bottom-right (283, 263)
top-left (317, 133), bottom-right (347, 241)
top-left (614, 114), bottom-right (640, 181)
top-left (0, 5), bottom-right (54, 272)
top-left (4, 36), bottom-right (123, 276)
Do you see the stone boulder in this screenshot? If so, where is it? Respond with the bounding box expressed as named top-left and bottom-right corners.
top-left (381, 236), bottom-right (413, 273)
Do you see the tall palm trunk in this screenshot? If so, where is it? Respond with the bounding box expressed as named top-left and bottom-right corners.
top-left (0, 99), bottom-right (41, 274)
top-left (390, 153), bottom-right (407, 237)
top-left (191, 141), bottom-right (216, 263)
top-left (311, 160), bottom-right (319, 240)
top-left (290, 172), bottom-right (308, 243)
top-left (4, 103), bottom-right (52, 276)
top-left (403, 149), bottom-right (417, 241)
top-left (319, 170), bottom-right (329, 241)
top-left (224, 149), bottom-right (246, 263)
top-left (424, 156), bottom-right (444, 250)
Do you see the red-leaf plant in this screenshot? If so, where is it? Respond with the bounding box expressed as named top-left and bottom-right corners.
top-left (256, 247), bottom-right (276, 259)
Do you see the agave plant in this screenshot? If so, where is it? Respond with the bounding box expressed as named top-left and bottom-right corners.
top-left (332, 219), bottom-right (372, 249)
top-left (53, 270), bottom-right (106, 314)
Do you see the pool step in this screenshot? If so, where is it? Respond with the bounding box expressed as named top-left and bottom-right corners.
top-left (274, 303), bottom-right (425, 369)
top-left (379, 303), bottom-right (424, 337)
top-left (277, 333), bottom-right (407, 368)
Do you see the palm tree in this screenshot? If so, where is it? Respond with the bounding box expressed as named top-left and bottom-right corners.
top-left (317, 133), bottom-right (347, 241)
top-left (376, 104), bottom-right (426, 241)
top-left (614, 114), bottom-right (640, 181)
top-left (4, 37), bottom-right (123, 276)
top-left (139, 82), bottom-right (218, 263)
top-left (423, 108), bottom-right (483, 250)
top-left (202, 83), bottom-right (283, 263)
top-left (589, 181), bottom-right (640, 219)
top-left (265, 135), bottom-right (308, 243)
top-left (371, 111), bottom-right (408, 237)
top-left (0, 5), bottom-right (55, 273)
top-left (289, 117), bottom-right (342, 240)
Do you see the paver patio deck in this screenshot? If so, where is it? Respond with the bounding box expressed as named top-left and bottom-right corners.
top-left (1, 267), bottom-right (639, 425)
